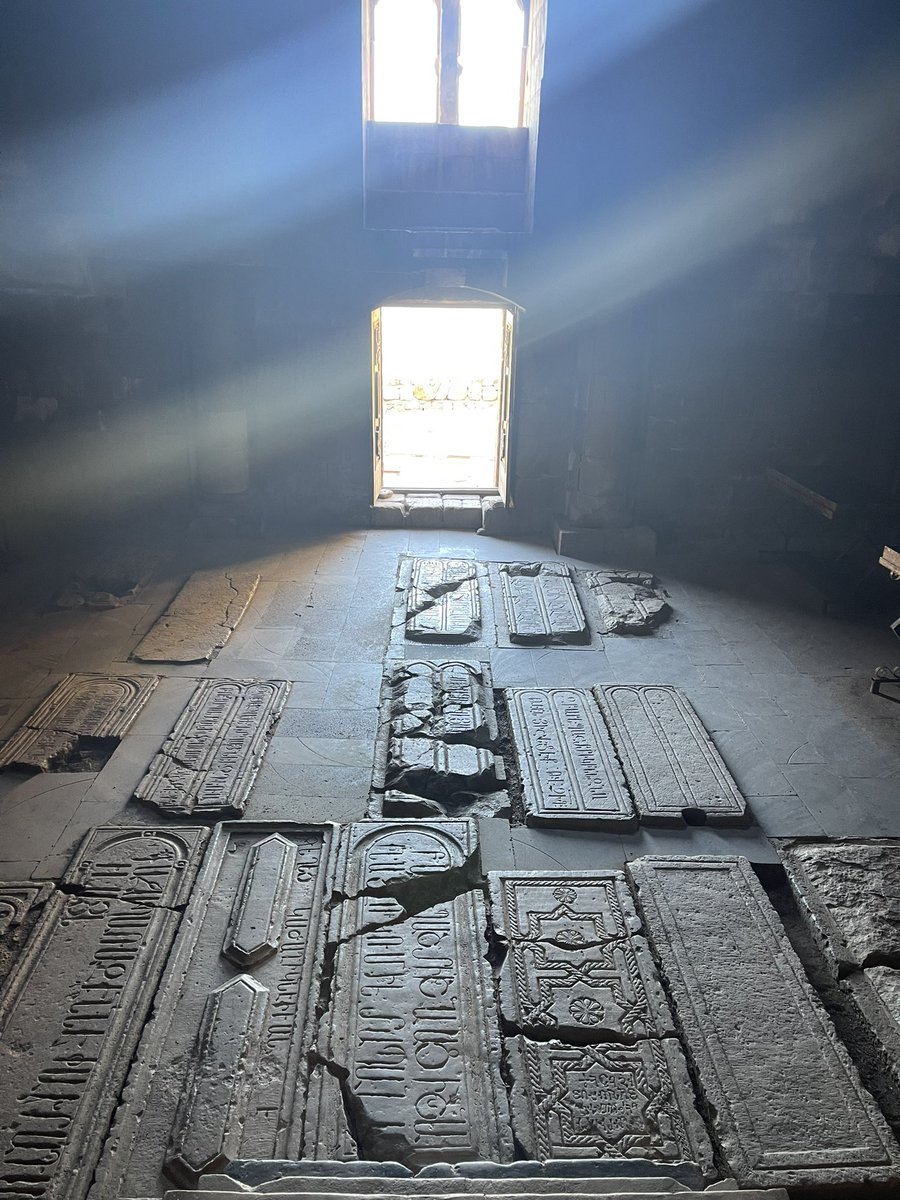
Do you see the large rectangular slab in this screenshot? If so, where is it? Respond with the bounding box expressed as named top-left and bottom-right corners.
top-left (507, 1037), bottom-right (713, 1172)
top-left (488, 872), bottom-right (673, 1041)
top-left (91, 823), bottom-right (335, 1198)
top-left (135, 678), bottom-right (290, 817)
top-left (305, 820), bottom-right (513, 1167)
top-left (131, 568), bottom-right (259, 662)
top-left (0, 673), bottom-right (159, 771)
top-left (505, 689), bottom-right (634, 830)
top-left (776, 838), bottom-right (900, 974)
top-left (627, 855), bottom-right (900, 1190)
top-left (596, 685), bottom-right (746, 826)
top-left (405, 559), bottom-right (481, 643)
top-left (0, 825), bottom-right (208, 1200)
top-left (497, 563), bottom-right (589, 645)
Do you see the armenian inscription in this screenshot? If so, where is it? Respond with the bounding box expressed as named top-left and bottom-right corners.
top-left (0, 826), bottom-right (208, 1200)
top-left (597, 684), bottom-right (746, 825)
top-left (628, 855), bottom-right (900, 1189)
top-left (388, 660), bottom-right (497, 745)
top-left (406, 559), bottom-right (481, 642)
top-left (498, 563), bottom-right (589, 645)
top-left (135, 678), bottom-right (289, 817)
top-left (505, 689), bottom-right (634, 829)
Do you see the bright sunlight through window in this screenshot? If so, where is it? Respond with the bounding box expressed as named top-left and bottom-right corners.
top-left (371, 0), bottom-right (525, 127)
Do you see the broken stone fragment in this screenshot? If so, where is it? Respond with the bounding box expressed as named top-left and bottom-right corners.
top-left (388, 660), bottom-right (497, 746)
top-left (584, 571), bottom-right (671, 635)
top-left (386, 736), bottom-right (501, 797)
top-left (379, 791), bottom-right (448, 818)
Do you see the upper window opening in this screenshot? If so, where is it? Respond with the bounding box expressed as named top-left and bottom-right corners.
top-left (368, 0), bottom-right (526, 127)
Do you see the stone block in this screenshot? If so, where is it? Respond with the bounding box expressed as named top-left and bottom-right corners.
top-left (91, 823), bottom-right (335, 1199)
top-left (507, 1037), bottom-right (714, 1173)
top-left (505, 689), bottom-right (634, 830)
top-left (0, 673), bottom-right (160, 770)
top-left (627, 855), bottom-right (900, 1190)
top-left (553, 524), bottom-right (657, 569)
top-left (442, 497), bottom-right (483, 531)
top-left (386, 736), bottom-right (501, 796)
top-left (305, 820), bottom-right (513, 1168)
top-left (132, 568), bottom-right (259, 663)
top-left (0, 825), bottom-right (209, 1200)
top-left (582, 572), bottom-right (671, 636)
top-left (135, 678), bottom-right (290, 817)
top-left (497, 563), bottom-right (589, 646)
top-left (371, 502), bottom-right (405, 529)
top-left (596, 686), bottom-right (747, 827)
top-left (488, 872), bottom-right (674, 1041)
top-left (776, 838), bottom-right (900, 974)
top-left (405, 495), bottom-right (443, 528)
top-left (405, 559), bottom-right (482, 643)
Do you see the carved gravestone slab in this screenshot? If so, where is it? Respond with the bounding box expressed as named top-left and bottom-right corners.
top-left (507, 1037), bottom-right (713, 1172)
top-left (132, 568), bottom-right (260, 662)
top-left (388, 661), bottom-right (497, 746)
top-left (497, 563), bottom-right (589, 646)
top-left (135, 678), bottom-right (290, 817)
top-left (596, 685), bottom-right (746, 826)
top-left (0, 673), bottom-right (160, 770)
top-left (0, 881), bottom-right (52, 984)
top-left (488, 872), bottom-right (673, 1042)
top-left (776, 839), bottom-right (900, 974)
top-left (91, 823), bottom-right (335, 1199)
top-left (627, 855), bottom-right (900, 1190)
top-left (405, 559), bottom-right (481, 643)
top-left (386, 737), bottom-right (501, 796)
top-left (505, 689), bottom-right (634, 830)
top-left (582, 572), bottom-right (671, 636)
top-left (0, 825), bottom-right (208, 1200)
top-left (306, 820), bottom-right (513, 1167)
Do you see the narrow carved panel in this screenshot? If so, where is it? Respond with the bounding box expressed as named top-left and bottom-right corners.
top-left (406, 559), bottom-right (481, 642)
top-left (596, 684), bottom-right (746, 826)
top-left (628, 855), bottom-right (900, 1190)
top-left (498, 562), bottom-right (588, 645)
top-left (90, 823), bottom-right (333, 1200)
top-left (305, 821), bottom-right (513, 1167)
top-left (90, 825), bottom-right (336, 1200)
top-left (505, 689), bottom-right (634, 829)
top-left (135, 678), bottom-right (289, 817)
top-left (508, 1037), bottom-right (713, 1172)
top-left (165, 976), bottom-right (269, 1186)
top-left (0, 673), bottom-right (159, 770)
top-left (488, 872), bottom-right (673, 1042)
top-left (0, 826), bottom-right (208, 1200)
top-left (224, 834), bottom-right (297, 967)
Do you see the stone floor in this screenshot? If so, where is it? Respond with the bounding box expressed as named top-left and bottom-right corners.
top-left (1, 525), bottom-right (898, 882)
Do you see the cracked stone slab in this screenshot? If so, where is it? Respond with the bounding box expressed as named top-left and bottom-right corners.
top-left (507, 1037), bottom-right (713, 1173)
top-left (135, 678), bottom-right (290, 817)
top-left (305, 820), bottom-right (513, 1167)
top-left (505, 689), bottom-right (634, 830)
top-left (776, 838), bottom-right (900, 974)
top-left (0, 673), bottom-right (160, 770)
top-left (91, 823), bottom-right (335, 1199)
top-left (168, 1183), bottom-right (788, 1198)
top-left (387, 661), bottom-right (497, 746)
top-left (496, 562), bottom-right (589, 646)
top-left (582, 572), bottom-right (671, 636)
top-left (596, 686), bottom-right (747, 827)
top-left (0, 825), bottom-right (208, 1200)
top-left (627, 855), bottom-right (900, 1190)
top-left (131, 568), bottom-right (259, 662)
top-left (405, 559), bottom-right (482, 643)
top-left (385, 736), bottom-right (502, 798)
top-left (0, 881), bottom-right (52, 985)
top-left (488, 872), bottom-right (673, 1042)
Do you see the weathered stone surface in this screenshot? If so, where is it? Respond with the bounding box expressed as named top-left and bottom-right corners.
top-left (135, 678), bottom-right (289, 817)
top-left (131, 568), bottom-right (259, 663)
top-left (405, 559), bottom-right (481, 642)
top-left (388, 661), bottom-right (497, 746)
top-left (0, 673), bottom-right (159, 770)
top-left (583, 572), bottom-right (671, 635)
top-left (0, 881), bottom-right (52, 984)
top-left (498, 562), bottom-right (589, 645)
top-left (0, 825), bottom-right (208, 1200)
top-left (169, 1182), bottom-right (789, 1199)
top-left (386, 736), bottom-right (500, 797)
top-left (777, 838), bottom-right (900, 973)
top-left (488, 872), bottom-right (673, 1041)
top-left (596, 685), bottom-right (746, 826)
top-left (306, 820), bottom-right (513, 1167)
top-left (405, 495), bottom-right (443, 528)
top-left (505, 689), bottom-right (634, 830)
top-left (628, 855), bottom-right (900, 1190)
top-left (507, 1037), bottom-right (713, 1173)
top-left (845, 966), bottom-right (900, 1096)
top-left (91, 824), bottom-right (334, 1199)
